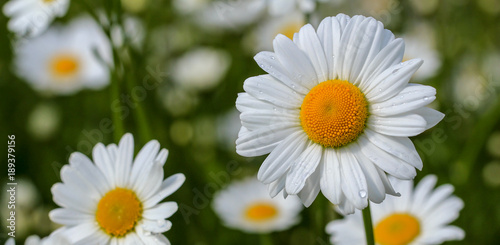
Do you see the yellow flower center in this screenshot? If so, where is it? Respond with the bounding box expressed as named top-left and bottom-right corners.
top-left (277, 22), bottom-right (302, 40)
top-left (300, 79), bottom-right (368, 148)
top-left (95, 188), bottom-right (142, 237)
top-left (374, 213), bottom-right (421, 245)
top-left (245, 202), bottom-right (278, 222)
top-left (50, 54), bottom-right (80, 77)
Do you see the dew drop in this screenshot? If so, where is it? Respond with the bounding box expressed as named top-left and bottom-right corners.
top-left (423, 96), bottom-right (429, 101)
top-left (270, 56), bottom-right (275, 60)
top-left (359, 190), bottom-right (367, 198)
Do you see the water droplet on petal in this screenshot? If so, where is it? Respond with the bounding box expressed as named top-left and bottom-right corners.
top-left (359, 190), bottom-right (367, 198)
top-left (423, 96), bottom-right (429, 101)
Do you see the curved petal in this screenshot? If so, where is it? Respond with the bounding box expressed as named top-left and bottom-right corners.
top-left (370, 84), bottom-right (436, 117)
top-left (367, 113), bottom-right (428, 137)
top-left (257, 131), bottom-right (308, 183)
top-left (339, 148), bottom-right (368, 209)
top-left (320, 148), bottom-right (343, 204)
top-left (243, 75), bottom-right (303, 109)
top-left (285, 142), bottom-right (322, 194)
top-left (144, 173), bottom-right (185, 208)
top-left (294, 24), bottom-right (329, 82)
top-left (236, 122), bottom-right (300, 157)
top-left (364, 59), bottom-right (423, 103)
top-left (115, 133), bottom-right (134, 187)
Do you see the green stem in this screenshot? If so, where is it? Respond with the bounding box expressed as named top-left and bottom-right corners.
top-left (125, 67), bottom-right (152, 145)
top-left (259, 234), bottom-right (273, 245)
top-left (111, 71), bottom-right (124, 142)
top-left (362, 203), bottom-right (375, 245)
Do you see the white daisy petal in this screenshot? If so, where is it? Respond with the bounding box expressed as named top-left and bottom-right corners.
top-left (358, 38), bottom-right (402, 91)
top-left (243, 75), bottom-right (303, 108)
top-left (254, 51), bottom-right (309, 94)
top-left (92, 143), bottom-right (115, 186)
top-left (69, 152), bottom-right (111, 194)
top-left (143, 202), bottom-right (178, 220)
top-left (357, 135), bottom-right (417, 179)
top-left (363, 129), bottom-right (423, 170)
top-left (339, 149), bottom-right (368, 209)
top-left (285, 142), bottom-right (322, 194)
top-left (367, 113), bottom-right (428, 137)
top-left (63, 222), bottom-right (100, 244)
top-left (419, 226), bottom-right (465, 244)
top-left (130, 140), bottom-right (160, 188)
top-left (351, 143), bottom-right (386, 204)
top-left (320, 148), bottom-right (343, 204)
top-left (294, 24), bottom-right (329, 82)
top-left (268, 175), bottom-right (286, 198)
top-left (144, 173), bottom-right (186, 208)
top-left (240, 109), bottom-right (299, 131)
top-left (273, 34), bottom-right (318, 89)
top-left (413, 107), bottom-right (445, 129)
top-left (370, 84), bottom-right (436, 117)
top-left (257, 131), bottom-right (308, 183)
top-left (51, 183), bottom-right (95, 214)
top-left (115, 133), bottom-right (134, 187)
top-left (140, 219), bottom-right (173, 233)
top-left (236, 123), bottom-right (300, 157)
top-left (49, 208), bottom-right (93, 226)
top-left (297, 166), bottom-right (321, 207)
top-left (364, 59), bottom-right (423, 103)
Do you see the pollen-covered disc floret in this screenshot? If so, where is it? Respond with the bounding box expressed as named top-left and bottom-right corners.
top-left (326, 175), bottom-right (465, 245)
top-left (300, 80), bottom-right (368, 148)
top-left (236, 14), bottom-right (445, 214)
top-left (49, 133), bottom-right (186, 244)
top-left (96, 188), bottom-right (143, 237)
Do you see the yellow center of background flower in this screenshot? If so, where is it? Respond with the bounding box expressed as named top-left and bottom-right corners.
top-left (245, 202), bottom-right (278, 222)
top-left (50, 55), bottom-right (79, 77)
top-left (374, 213), bottom-right (421, 245)
top-left (95, 188), bottom-right (142, 237)
top-left (300, 79), bottom-right (368, 148)
top-left (278, 22), bottom-right (303, 40)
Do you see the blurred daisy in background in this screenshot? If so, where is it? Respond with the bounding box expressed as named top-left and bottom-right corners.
top-left (170, 47), bottom-right (231, 91)
top-left (13, 16), bottom-right (112, 95)
top-left (216, 108), bottom-right (242, 152)
top-left (401, 22), bottom-right (441, 81)
top-left (2, 0), bottom-right (70, 37)
top-left (4, 230), bottom-right (69, 245)
top-left (49, 133), bottom-right (186, 244)
top-left (212, 177), bottom-right (303, 233)
top-left (236, 14), bottom-right (444, 214)
top-left (452, 55), bottom-right (492, 111)
top-left (194, 0), bottom-right (266, 31)
top-left (326, 175), bottom-right (465, 245)
top-left (250, 11), bottom-right (305, 52)
top-left (267, 0), bottom-right (316, 16)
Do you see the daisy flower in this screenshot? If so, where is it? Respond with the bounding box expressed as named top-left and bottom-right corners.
top-left (212, 177), bottom-right (303, 233)
top-left (3, 0), bottom-right (70, 37)
top-left (326, 175), bottom-right (465, 245)
top-left (49, 133), bottom-right (186, 244)
top-left (13, 16), bottom-right (112, 95)
top-left (236, 14), bottom-right (444, 214)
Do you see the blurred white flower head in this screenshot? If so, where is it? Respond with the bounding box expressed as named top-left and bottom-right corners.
top-left (252, 11), bottom-right (305, 52)
top-left (3, 0), bottom-right (70, 37)
top-left (4, 229), bottom-right (71, 245)
top-left (327, 175), bottom-right (465, 245)
top-left (110, 16), bottom-right (145, 50)
top-left (13, 16), bottom-right (112, 95)
top-left (216, 108), bottom-right (241, 151)
top-left (267, 0), bottom-right (316, 16)
top-left (452, 56), bottom-right (491, 111)
top-left (171, 47), bottom-right (231, 91)
top-left (402, 22), bottom-right (441, 81)
top-left (212, 177), bottom-right (303, 233)
top-left (195, 0), bottom-right (266, 31)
